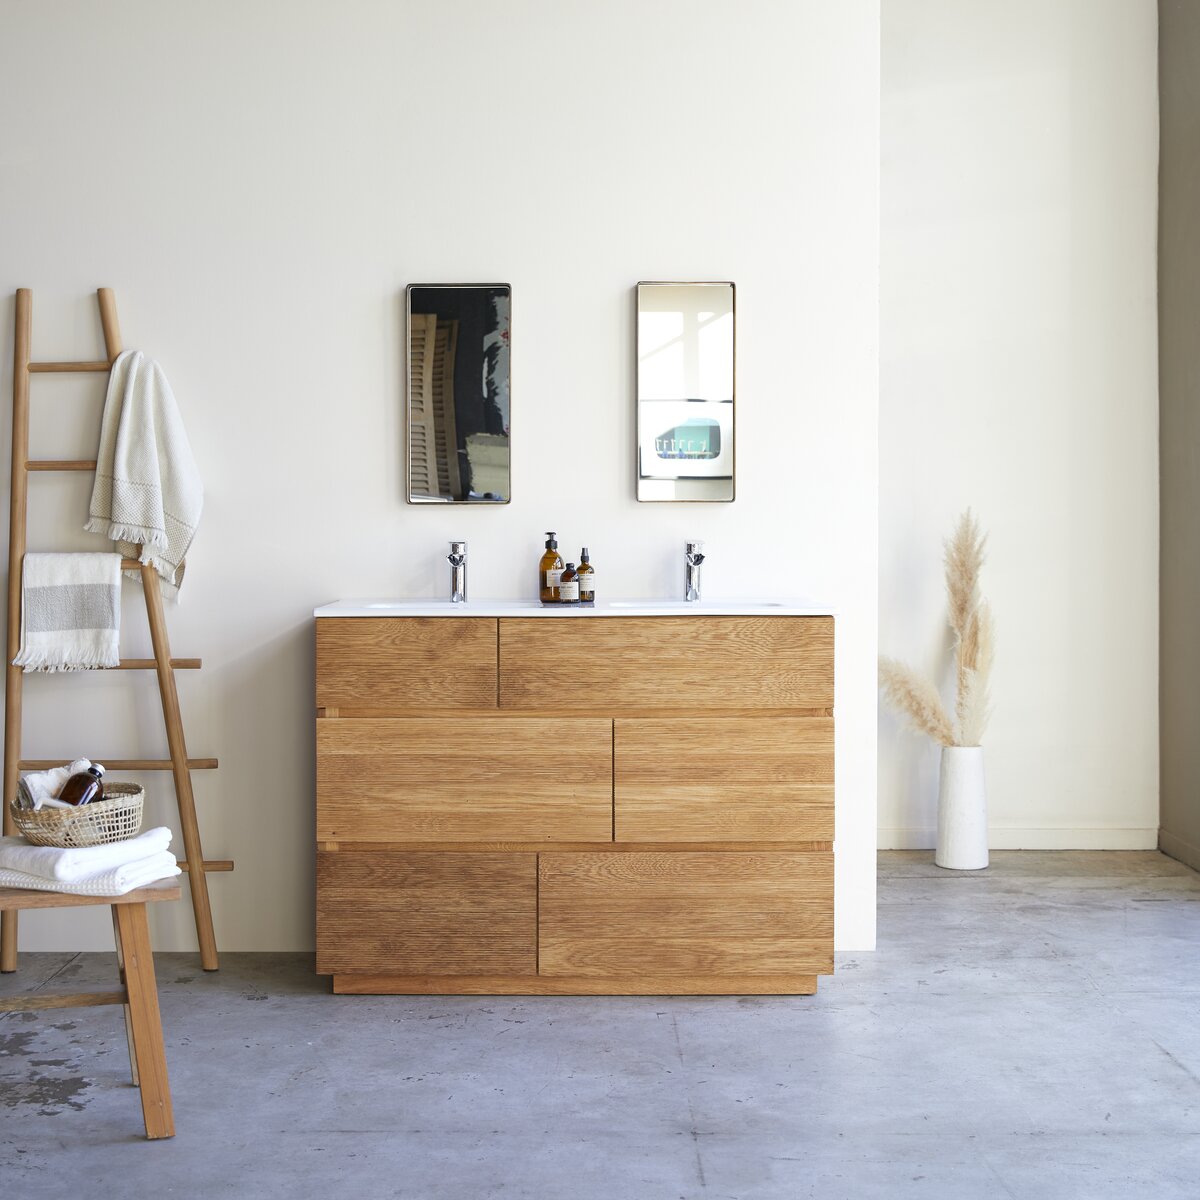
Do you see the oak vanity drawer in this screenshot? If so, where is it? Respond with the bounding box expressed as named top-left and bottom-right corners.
top-left (316, 617), bottom-right (497, 709)
top-left (614, 717), bottom-right (834, 842)
top-left (498, 617), bottom-right (833, 711)
top-left (316, 717), bottom-right (613, 842)
top-left (537, 851), bottom-right (833, 977)
top-left (317, 851), bottom-right (536, 975)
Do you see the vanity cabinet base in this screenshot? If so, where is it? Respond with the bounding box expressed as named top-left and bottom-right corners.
top-left (331, 974), bottom-right (819, 996)
top-left (315, 614), bottom-right (836, 997)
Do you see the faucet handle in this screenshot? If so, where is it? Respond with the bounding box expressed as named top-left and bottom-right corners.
top-left (448, 540), bottom-right (467, 565)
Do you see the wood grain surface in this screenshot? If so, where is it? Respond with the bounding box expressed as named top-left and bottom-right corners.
top-left (498, 617), bottom-right (833, 710)
top-left (316, 618), bottom-right (498, 709)
top-left (316, 717), bottom-right (613, 841)
top-left (316, 851), bottom-right (536, 976)
top-left (0, 880), bottom-right (181, 911)
top-left (113, 901), bottom-right (175, 1138)
top-left (615, 717), bottom-right (834, 841)
top-left (538, 851), bottom-right (833, 977)
top-left (332, 973), bottom-right (819, 996)
top-left (317, 840), bottom-right (833, 854)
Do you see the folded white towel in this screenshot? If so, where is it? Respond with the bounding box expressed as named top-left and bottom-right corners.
top-left (12, 554), bottom-right (121, 672)
top-left (0, 851), bottom-right (179, 896)
top-left (86, 349), bottom-right (203, 594)
top-left (0, 827), bottom-right (173, 882)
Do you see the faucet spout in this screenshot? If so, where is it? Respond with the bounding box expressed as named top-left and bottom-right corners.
top-left (684, 541), bottom-right (705, 603)
top-left (448, 541), bottom-right (468, 603)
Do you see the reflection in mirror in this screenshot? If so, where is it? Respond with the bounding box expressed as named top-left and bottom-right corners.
top-left (407, 284), bottom-right (511, 503)
top-left (636, 282), bottom-right (735, 502)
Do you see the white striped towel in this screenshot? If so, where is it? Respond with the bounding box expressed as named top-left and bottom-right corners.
top-left (0, 851), bottom-right (180, 896)
top-left (12, 552), bottom-right (122, 672)
top-left (86, 349), bottom-right (203, 594)
top-left (0, 827), bottom-right (173, 882)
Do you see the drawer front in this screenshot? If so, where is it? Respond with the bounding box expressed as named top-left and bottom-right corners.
top-left (316, 717), bottom-right (613, 842)
top-left (499, 617), bottom-right (833, 711)
top-left (538, 851), bottom-right (833, 977)
top-left (615, 717), bottom-right (833, 842)
top-left (317, 850), bottom-right (536, 975)
top-left (316, 617), bottom-right (497, 709)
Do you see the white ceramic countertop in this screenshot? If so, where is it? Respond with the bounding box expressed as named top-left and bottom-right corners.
top-left (314, 598), bottom-right (835, 618)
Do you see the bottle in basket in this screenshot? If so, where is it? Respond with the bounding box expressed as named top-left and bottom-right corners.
top-left (59, 764), bottom-right (105, 807)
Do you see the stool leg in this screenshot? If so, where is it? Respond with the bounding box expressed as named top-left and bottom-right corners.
top-left (111, 908), bottom-right (139, 1086)
top-left (0, 910), bottom-right (17, 972)
top-left (113, 902), bottom-right (174, 1139)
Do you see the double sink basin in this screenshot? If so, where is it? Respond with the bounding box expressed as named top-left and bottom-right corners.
top-left (313, 599), bottom-right (830, 618)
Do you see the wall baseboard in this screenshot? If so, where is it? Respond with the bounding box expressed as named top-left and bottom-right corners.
top-left (1159, 829), bottom-right (1200, 873)
top-left (878, 827), bottom-right (1159, 851)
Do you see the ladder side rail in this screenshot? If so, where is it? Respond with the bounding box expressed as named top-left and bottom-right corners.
top-left (2, 289), bottom-right (32, 971)
top-left (141, 563), bottom-right (218, 970)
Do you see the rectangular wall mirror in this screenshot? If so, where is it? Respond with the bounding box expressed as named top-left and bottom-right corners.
top-left (636, 281), bottom-right (735, 502)
top-left (407, 284), bottom-right (511, 503)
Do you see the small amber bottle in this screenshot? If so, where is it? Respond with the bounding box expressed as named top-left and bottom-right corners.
top-left (577, 548), bottom-right (595, 605)
top-left (59, 763), bottom-right (105, 807)
top-left (539, 532), bottom-right (565, 604)
top-left (558, 563), bottom-right (581, 605)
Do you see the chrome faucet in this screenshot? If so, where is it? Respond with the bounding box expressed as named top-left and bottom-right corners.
top-left (448, 541), bottom-right (467, 603)
top-left (684, 541), bottom-right (705, 602)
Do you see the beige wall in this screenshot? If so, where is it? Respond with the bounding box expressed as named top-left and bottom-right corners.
top-left (0, 2), bottom-right (881, 952)
top-left (1159, 0), bottom-right (1200, 870)
top-left (880, 0), bottom-right (1160, 847)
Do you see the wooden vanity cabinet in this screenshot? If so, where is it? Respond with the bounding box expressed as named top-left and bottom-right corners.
top-left (315, 614), bottom-right (834, 995)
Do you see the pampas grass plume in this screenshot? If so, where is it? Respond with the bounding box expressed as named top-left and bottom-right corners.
top-left (879, 657), bottom-right (957, 747)
top-left (880, 510), bottom-right (995, 748)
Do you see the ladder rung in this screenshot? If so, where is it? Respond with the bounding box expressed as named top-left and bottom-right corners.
top-left (116, 658), bottom-right (202, 670)
top-left (28, 360), bottom-right (112, 373)
top-left (15, 656), bottom-right (199, 669)
top-left (18, 758), bottom-right (218, 771)
top-left (179, 860), bottom-right (234, 874)
top-left (26, 460), bottom-right (97, 471)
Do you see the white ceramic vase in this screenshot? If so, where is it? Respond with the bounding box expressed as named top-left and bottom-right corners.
top-left (935, 745), bottom-right (988, 870)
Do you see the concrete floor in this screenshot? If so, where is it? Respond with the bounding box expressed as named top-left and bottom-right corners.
top-left (2, 851), bottom-right (1199, 1199)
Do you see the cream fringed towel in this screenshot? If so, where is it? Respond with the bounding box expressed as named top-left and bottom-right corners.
top-left (13, 553), bottom-right (121, 671)
top-left (86, 349), bottom-right (203, 593)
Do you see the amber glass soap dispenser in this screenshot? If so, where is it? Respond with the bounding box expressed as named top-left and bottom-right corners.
top-left (539, 531), bottom-right (564, 603)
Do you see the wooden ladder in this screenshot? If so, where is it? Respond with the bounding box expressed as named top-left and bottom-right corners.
top-left (1, 288), bottom-right (229, 972)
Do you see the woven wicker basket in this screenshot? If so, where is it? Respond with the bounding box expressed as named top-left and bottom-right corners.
top-left (10, 782), bottom-right (144, 848)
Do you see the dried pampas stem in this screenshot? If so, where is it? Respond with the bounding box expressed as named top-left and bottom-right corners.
top-left (879, 657), bottom-right (957, 747)
top-left (957, 667), bottom-right (989, 747)
top-left (954, 602), bottom-right (989, 739)
top-left (880, 509), bottom-right (996, 748)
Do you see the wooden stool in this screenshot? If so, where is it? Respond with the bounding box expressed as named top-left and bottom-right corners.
top-left (0, 878), bottom-right (180, 1139)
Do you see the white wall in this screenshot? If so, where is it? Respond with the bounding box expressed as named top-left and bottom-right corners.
top-left (0, 2), bottom-right (880, 952)
top-left (880, 0), bottom-right (1159, 848)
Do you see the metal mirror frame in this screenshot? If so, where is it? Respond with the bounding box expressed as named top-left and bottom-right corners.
top-left (406, 282), bottom-right (512, 505)
top-left (635, 280), bottom-right (736, 503)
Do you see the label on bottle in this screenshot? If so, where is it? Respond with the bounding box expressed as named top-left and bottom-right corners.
top-left (558, 579), bottom-right (580, 601)
top-left (545, 569), bottom-right (563, 588)
top-left (578, 571), bottom-right (596, 594)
